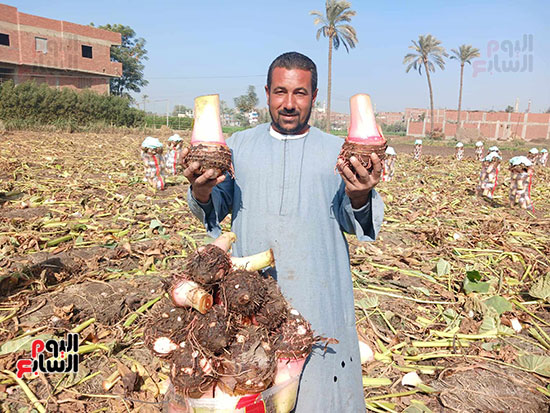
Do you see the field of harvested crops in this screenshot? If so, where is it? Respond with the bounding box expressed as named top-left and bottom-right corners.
top-left (0, 130), bottom-right (549, 412)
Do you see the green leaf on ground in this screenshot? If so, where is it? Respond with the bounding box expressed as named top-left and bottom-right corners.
top-left (463, 270), bottom-right (491, 294)
top-left (517, 354), bottom-right (550, 377)
top-left (436, 258), bottom-right (450, 277)
top-left (484, 296), bottom-right (513, 315)
top-left (0, 334), bottom-right (53, 355)
top-left (529, 274), bottom-right (550, 302)
top-left (404, 400), bottom-right (434, 413)
top-left (356, 295), bottom-right (379, 309)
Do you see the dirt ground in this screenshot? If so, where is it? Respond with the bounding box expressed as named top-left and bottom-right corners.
top-left (0, 130), bottom-right (549, 412)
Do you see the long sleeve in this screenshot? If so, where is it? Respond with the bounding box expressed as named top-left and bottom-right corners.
top-left (333, 182), bottom-right (384, 241)
top-left (186, 172), bottom-right (235, 238)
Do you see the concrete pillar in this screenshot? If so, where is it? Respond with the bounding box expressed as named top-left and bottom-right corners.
top-left (522, 113), bottom-right (528, 140)
top-left (495, 121), bottom-right (500, 139)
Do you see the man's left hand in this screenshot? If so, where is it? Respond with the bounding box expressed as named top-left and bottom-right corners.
top-left (337, 153), bottom-right (382, 209)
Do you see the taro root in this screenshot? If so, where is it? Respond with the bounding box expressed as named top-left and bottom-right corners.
top-left (170, 346), bottom-right (218, 398)
top-left (255, 274), bottom-right (289, 331)
top-left (218, 326), bottom-right (276, 395)
top-left (337, 94), bottom-right (387, 173)
top-left (182, 94), bottom-right (233, 178)
top-left (272, 308), bottom-right (314, 360)
top-left (272, 308), bottom-right (314, 387)
top-left (187, 305), bottom-right (235, 355)
top-left (185, 232), bottom-right (236, 285)
top-left (230, 248), bottom-right (275, 272)
top-left (220, 269), bottom-right (267, 317)
top-left (143, 300), bottom-right (193, 359)
top-left (168, 275), bottom-right (213, 314)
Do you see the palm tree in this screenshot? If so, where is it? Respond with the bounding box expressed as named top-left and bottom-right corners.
top-left (450, 45), bottom-right (480, 133)
top-left (311, 1), bottom-right (358, 132)
top-left (403, 34), bottom-right (447, 135)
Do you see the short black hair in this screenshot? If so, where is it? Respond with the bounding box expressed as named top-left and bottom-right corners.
top-left (267, 52), bottom-right (317, 92)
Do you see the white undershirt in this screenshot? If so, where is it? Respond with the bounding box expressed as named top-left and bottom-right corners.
top-left (269, 125), bottom-right (309, 141)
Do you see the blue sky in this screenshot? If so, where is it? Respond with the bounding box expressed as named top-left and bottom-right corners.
top-left (9, 0), bottom-right (550, 115)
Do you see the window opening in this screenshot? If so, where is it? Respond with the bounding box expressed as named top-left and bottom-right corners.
top-left (82, 45), bottom-right (92, 58)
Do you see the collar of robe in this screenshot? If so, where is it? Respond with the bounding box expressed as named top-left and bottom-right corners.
top-left (269, 125), bottom-right (310, 141)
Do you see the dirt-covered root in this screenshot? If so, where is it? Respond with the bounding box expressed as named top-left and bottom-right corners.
top-left (255, 275), bottom-right (289, 330)
top-left (170, 347), bottom-right (218, 398)
top-left (218, 326), bottom-right (276, 395)
top-left (182, 144), bottom-right (234, 178)
top-left (221, 269), bottom-right (267, 317)
top-left (143, 299), bottom-right (193, 359)
top-left (272, 308), bottom-right (314, 359)
top-left (187, 305), bottom-right (236, 355)
top-left (185, 244), bottom-right (232, 285)
top-left (337, 141), bottom-right (387, 172)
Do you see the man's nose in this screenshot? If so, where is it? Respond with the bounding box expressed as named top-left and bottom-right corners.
top-left (283, 94), bottom-right (296, 111)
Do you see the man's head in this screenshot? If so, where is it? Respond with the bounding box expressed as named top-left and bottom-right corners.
top-left (265, 52), bottom-right (318, 135)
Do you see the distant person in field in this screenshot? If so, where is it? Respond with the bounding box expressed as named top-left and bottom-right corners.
top-left (475, 141), bottom-right (484, 161)
top-left (508, 156), bottom-right (534, 211)
top-left (413, 139), bottom-right (422, 160)
top-left (183, 51), bottom-right (384, 412)
top-left (455, 142), bottom-right (464, 160)
top-left (477, 152), bottom-right (501, 199)
top-left (540, 149), bottom-right (548, 166)
top-left (140, 137), bottom-right (166, 190)
top-left (382, 146), bottom-right (396, 181)
top-left (487, 145), bottom-right (500, 158)
top-left (166, 134), bottom-right (184, 175)
top-left (527, 148), bottom-right (539, 164)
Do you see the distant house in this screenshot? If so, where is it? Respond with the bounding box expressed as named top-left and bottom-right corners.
top-left (248, 111), bottom-right (259, 124)
top-left (0, 3), bottom-right (121, 94)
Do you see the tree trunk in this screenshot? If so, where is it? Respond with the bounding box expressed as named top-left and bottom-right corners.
top-left (424, 61), bottom-right (435, 135)
top-left (326, 37), bottom-right (333, 133)
top-left (456, 63), bottom-right (464, 136)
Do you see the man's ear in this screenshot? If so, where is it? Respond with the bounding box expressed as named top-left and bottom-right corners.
top-left (265, 85), bottom-right (270, 101)
top-left (312, 88), bottom-right (318, 105)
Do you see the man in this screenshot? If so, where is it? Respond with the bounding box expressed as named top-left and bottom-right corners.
top-left (183, 51), bottom-right (384, 411)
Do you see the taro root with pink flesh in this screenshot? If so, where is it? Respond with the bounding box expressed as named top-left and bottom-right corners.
top-left (182, 94), bottom-right (233, 178)
top-left (168, 275), bottom-right (214, 314)
top-left (337, 94), bottom-right (387, 172)
top-left (218, 326), bottom-right (276, 395)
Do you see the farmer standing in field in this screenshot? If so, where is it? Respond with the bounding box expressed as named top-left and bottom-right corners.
top-left (183, 51), bottom-right (384, 412)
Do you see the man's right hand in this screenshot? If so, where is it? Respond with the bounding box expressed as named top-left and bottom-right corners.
top-left (182, 147), bottom-right (226, 204)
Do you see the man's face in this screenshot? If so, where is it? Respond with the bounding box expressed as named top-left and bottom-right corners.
top-left (265, 67), bottom-right (318, 135)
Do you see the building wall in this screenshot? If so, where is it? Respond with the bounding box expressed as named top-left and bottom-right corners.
top-left (405, 107), bottom-right (550, 141)
top-left (0, 3), bottom-right (121, 93)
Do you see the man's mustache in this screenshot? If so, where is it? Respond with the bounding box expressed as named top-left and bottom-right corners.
top-left (278, 109), bottom-right (299, 116)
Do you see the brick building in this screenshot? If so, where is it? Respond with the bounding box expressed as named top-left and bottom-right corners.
top-left (0, 3), bottom-right (121, 94)
top-left (406, 108), bottom-right (550, 141)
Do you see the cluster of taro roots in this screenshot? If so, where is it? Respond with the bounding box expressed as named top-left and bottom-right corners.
top-left (144, 242), bottom-right (314, 400)
top-left (476, 160), bottom-right (500, 199)
top-left (509, 165), bottom-right (534, 210)
top-left (382, 156), bottom-right (396, 182)
top-left (413, 144), bottom-right (422, 160)
top-left (141, 148), bottom-right (166, 190)
top-left (455, 147), bottom-right (464, 161)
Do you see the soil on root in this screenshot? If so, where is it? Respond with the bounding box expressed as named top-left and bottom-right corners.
top-left (185, 244), bottom-right (232, 285)
top-left (254, 274), bottom-right (289, 331)
top-left (272, 309), bottom-right (313, 359)
top-left (182, 144), bottom-right (233, 178)
top-left (218, 325), bottom-right (276, 396)
top-left (187, 305), bottom-right (236, 355)
top-left (171, 346), bottom-right (218, 398)
top-left (220, 269), bottom-right (267, 317)
top-left (338, 141), bottom-right (387, 172)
